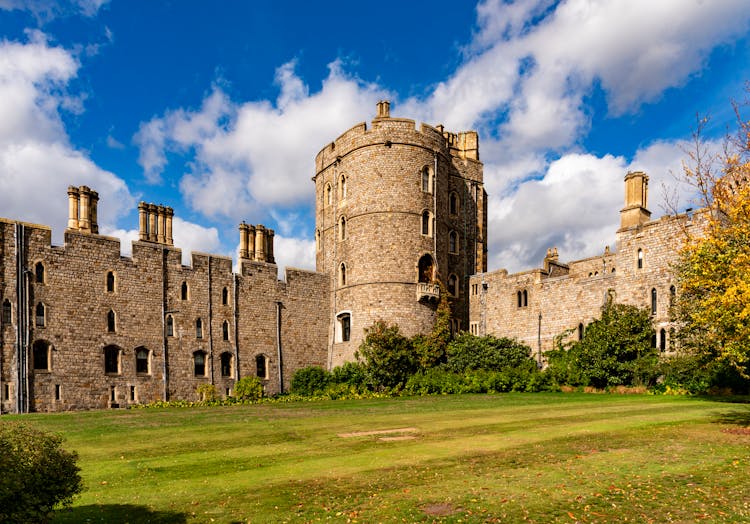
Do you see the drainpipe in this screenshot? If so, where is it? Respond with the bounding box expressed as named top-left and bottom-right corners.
top-left (208, 256), bottom-right (214, 385)
top-left (161, 246), bottom-right (169, 401)
top-left (233, 273), bottom-right (240, 380)
top-left (537, 311), bottom-right (543, 368)
top-left (15, 223), bottom-right (29, 414)
top-left (433, 152), bottom-right (438, 272)
top-left (276, 301), bottom-right (284, 394)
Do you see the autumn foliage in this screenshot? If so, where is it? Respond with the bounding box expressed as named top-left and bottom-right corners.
top-left (673, 94), bottom-right (750, 378)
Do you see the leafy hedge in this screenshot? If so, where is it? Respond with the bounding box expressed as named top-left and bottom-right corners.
top-left (0, 423), bottom-right (83, 523)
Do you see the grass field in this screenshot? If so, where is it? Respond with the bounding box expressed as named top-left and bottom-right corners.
top-left (8, 393), bottom-right (750, 523)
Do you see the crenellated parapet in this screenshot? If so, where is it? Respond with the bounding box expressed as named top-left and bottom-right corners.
top-left (137, 202), bottom-right (174, 245)
top-left (67, 185), bottom-right (99, 234)
top-left (314, 100), bottom-right (480, 174)
top-left (238, 222), bottom-right (275, 263)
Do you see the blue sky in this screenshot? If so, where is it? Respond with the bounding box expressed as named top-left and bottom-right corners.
top-left (1, 0), bottom-right (749, 275)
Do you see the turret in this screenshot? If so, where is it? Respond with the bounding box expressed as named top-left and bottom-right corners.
top-left (620, 171), bottom-right (651, 229)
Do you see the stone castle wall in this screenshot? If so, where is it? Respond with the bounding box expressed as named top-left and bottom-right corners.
top-left (314, 102), bottom-right (486, 365)
top-left (469, 176), bottom-right (705, 359)
top-left (0, 104), bottom-right (697, 413)
top-left (0, 213), bottom-right (328, 413)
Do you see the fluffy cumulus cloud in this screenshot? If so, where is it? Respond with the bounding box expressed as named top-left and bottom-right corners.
top-left (0, 32), bottom-right (220, 264)
top-left (0, 32), bottom-right (133, 245)
top-left (131, 0), bottom-right (750, 273)
top-left (135, 60), bottom-right (389, 221)
top-left (0, 0), bottom-right (109, 20)
top-left (423, 0), bottom-right (750, 272)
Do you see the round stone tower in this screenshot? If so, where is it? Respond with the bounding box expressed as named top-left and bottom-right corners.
top-left (314, 101), bottom-right (487, 367)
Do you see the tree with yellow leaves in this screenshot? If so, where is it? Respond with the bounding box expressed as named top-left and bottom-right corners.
top-left (673, 93), bottom-right (750, 379)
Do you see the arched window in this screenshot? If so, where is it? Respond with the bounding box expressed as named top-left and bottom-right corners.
top-left (449, 231), bottom-right (458, 254)
top-left (35, 261), bottom-right (45, 284)
top-left (339, 263), bottom-right (347, 286)
top-left (181, 281), bottom-right (189, 300)
top-left (222, 320), bottom-right (229, 341)
top-left (222, 287), bottom-right (229, 305)
top-left (256, 354), bottom-right (268, 379)
top-left (106, 271), bottom-right (115, 292)
top-left (135, 347), bottom-right (150, 374)
top-left (448, 274), bottom-right (458, 297)
top-left (35, 302), bottom-right (45, 327)
top-left (336, 313), bottom-right (351, 343)
top-left (517, 290), bottom-right (522, 308)
top-left (339, 174), bottom-right (347, 200)
top-left (2, 299), bottom-right (11, 325)
top-left (315, 229), bottom-right (321, 251)
top-left (107, 309), bottom-right (116, 332)
top-left (339, 216), bottom-right (347, 241)
top-left (166, 315), bottom-right (174, 337)
top-left (522, 289), bottom-right (528, 307)
top-left (418, 254), bottom-right (434, 283)
top-left (578, 323), bottom-right (584, 340)
top-left (659, 328), bottom-right (667, 351)
top-left (220, 352), bottom-right (233, 377)
top-left (449, 191), bottom-right (459, 215)
top-left (33, 340), bottom-right (50, 371)
top-left (193, 351), bottom-right (207, 377)
top-left (195, 318), bottom-right (203, 339)
top-left (669, 285), bottom-right (676, 306)
top-left (651, 288), bottom-right (657, 315)
top-left (637, 249), bottom-right (643, 269)
top-left (421, 210), bottom-right (432, 236)
top-left (421, 166), bottom-right (432, 193)
top-left (104, 345), bottom-right (121, 374)
top-left (325, 183), bottom-right (332, 206)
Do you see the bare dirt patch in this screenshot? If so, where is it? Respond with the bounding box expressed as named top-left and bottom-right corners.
top-left (378, 435), bottom-right (417, 442)
top-left (422, 503), bottom-right (459, 516)
top-left (722, 427), bottom-right (750, 436)
top-left (338, 427), bottom-right (418, 438)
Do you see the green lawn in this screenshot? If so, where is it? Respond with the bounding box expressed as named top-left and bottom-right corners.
top-left (8, 393), bottom-right (750, 523)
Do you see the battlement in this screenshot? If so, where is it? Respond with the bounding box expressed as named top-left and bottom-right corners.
top-left (314, 101), bottom-right (481, 174)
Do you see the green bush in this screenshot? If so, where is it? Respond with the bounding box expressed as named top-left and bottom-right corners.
top-left (291, 366), bottom-right (330, 396)
top-left (330, 361), bottom-right (369, 390)
top-left (546, 301), bottom-right (658, 389)
top-left (196, 383), bottom-right (219, 401)
top-left (445, 333), bottom-right (534, 373)
top-left (356, 321), bottom-right (418, 389)
top-left (233, 376), bottom-right (264, 401)
top-left (0, 422), bottom-right (83, 523)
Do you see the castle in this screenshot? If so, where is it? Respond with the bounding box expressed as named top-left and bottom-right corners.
top-left (0, 102), bottom-right (692, 413)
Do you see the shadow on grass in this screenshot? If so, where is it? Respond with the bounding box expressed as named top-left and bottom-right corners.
top-left (52, 504), bottom-right (188, 524)
top-left (713, 407), bottom-right (750, 427)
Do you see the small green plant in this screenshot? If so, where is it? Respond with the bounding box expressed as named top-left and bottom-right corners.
top-left (0, 422), bottom-right (83, 523)
top-left (356, 321), bottom-right (418, 389)
top-left (233, 376), bottom-right (264, 401)
top-left (291, 366), bottom-right (331, 396)
top-left (196, 383), bottom-right (218, 401)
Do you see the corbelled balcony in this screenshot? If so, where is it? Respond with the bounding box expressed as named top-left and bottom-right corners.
top-left (416, 282), bottom-right (440, 302)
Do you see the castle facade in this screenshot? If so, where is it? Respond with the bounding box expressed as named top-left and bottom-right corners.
top-left (0, 103), bottom-right (689, 413)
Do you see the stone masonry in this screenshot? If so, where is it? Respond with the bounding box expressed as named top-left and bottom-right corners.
top-left (0, 103), bottom-right (694, 412)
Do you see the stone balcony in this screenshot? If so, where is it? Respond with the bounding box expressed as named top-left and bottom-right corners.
top-left (416, 282), bottom-right (440, 302)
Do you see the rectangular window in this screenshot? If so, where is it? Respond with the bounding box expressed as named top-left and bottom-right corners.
top-left (470, 322), bottom-right (479, 335)
top-left (55, 384), bottom-right (60, 401)
top-left (130, 385), bottom-right (136, 402)
top-left (4, 383), bottom-right (9, 400)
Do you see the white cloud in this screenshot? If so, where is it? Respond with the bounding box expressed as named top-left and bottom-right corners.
top-left (171, 216), bottom-right (221, 266)
top-left (135, 60), bottom-right (389, 222)
top-left (0, 34), bottom-right (134, 246)
top-left (0, 0), bottom-right (109, 20)
top-left (274, 235), bottom-right (316, 277)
